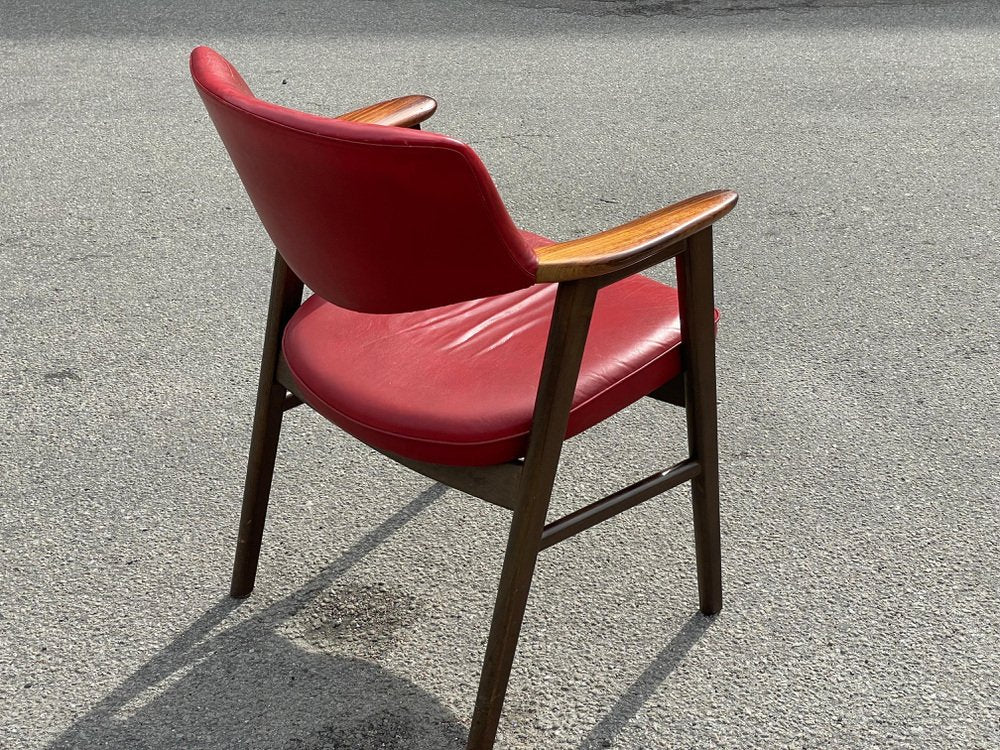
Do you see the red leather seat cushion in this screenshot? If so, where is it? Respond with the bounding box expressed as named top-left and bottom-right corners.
top-left (283, 233), bottom-right (706, 466)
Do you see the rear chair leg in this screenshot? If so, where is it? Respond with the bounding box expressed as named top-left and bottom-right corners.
top-left (230, 371), bottom-right (287, 598)
top-left (230, 252), bottom-right (303, 599)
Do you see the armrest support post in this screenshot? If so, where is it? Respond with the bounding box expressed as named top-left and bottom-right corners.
top-left (468, 276), bottom-right (599, 748)
top-left (676, 227), bottom-right (723, 614)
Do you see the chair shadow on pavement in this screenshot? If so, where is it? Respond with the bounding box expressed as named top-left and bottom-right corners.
top-left (577, 613), bottom-right (712, 750)
top-left (44, 482), bottom-right (709, 750)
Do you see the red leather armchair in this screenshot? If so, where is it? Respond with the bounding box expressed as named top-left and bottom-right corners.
top-left (191, 46), bottom-right (737, 750)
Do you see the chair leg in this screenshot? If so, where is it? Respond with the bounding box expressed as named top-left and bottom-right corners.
top-left (230, 252), bottom-right (303, 599)
top-left (467, 279), bottom-right (599, 750)
top-left (230, 372), bottom-right (287, 598)
top-left (465, 504), bottom-right (545, 750)
top-left (678, 229), bottom-right (722, 615)
top-left (688, 395), bottom-right (722, 616)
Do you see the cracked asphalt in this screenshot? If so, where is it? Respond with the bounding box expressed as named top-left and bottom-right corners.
top-left (1, 1), bottom-right (998, 748)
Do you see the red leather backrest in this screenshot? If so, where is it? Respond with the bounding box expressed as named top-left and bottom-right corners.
top-left (190, 46), bottom-right (538, 313)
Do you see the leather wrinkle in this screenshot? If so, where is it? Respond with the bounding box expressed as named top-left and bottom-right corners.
top-left (282, 273), bottom-right (688, 465)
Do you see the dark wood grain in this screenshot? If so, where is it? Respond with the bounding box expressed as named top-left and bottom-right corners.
top-left (677, 228), bottom-right (723, 615)
top-left (275, 354), bottom-right (308, 403)
top-left (230, 253), bottom-right (304, 598)
top-left (647, 372), bottom-right (686, 407)
top-left (539, 459), bottom-right (701, 550)
top-left (534, 190), bottom-right (737, 282)
top-left (467, 278), bottom-right (600, 750)
top-left (376, 449), bottom-right (523, 510)
top-left (337, 94), bottom-right (438, 127)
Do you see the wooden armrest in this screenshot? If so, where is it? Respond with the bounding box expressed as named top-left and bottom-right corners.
top-left (337, 95), bottom-right (438, 127)
top-left (534, 190), bottom-right (738, 282)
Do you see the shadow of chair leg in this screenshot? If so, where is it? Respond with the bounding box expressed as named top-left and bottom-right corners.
top-left (578, 612), bottom-right (715, 750)
top-left (44, 483), bottom-right (451, 750)
top-left (258, 482), bottom-right (447, 627)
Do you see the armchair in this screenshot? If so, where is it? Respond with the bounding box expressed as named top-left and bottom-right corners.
top-left (190, 45), bottom-right (737, 750)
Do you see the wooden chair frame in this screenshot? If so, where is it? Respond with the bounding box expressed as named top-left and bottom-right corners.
top-left (225, 108), bottom-right (729, 750)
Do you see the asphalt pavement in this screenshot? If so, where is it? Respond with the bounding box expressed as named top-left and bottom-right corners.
top-left (1, 1), bottom-right (998, 748)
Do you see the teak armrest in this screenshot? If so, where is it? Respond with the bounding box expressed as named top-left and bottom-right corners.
top-left (337, 94), bottom-right (438, 128)
top-left (534, 190), bottom-right (738, 282)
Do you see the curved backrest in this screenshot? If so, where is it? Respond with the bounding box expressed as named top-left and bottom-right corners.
top-left (190, 46), bottom-right (538, 313)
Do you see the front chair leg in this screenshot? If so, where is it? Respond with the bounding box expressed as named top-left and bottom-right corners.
top-left (467, 279), bottom-right (600, 749)
top-left (230, 252), bottom-right (303, 599)
top-left (678, 229), bottom-right (722, 615)
top-left (689, 419), bottom-right (721, 615)
top-left (466, 502), bottom-right (546, 750)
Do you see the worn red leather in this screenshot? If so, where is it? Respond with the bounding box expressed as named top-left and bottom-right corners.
top-left (283, 256), bottom-right (705, 465)
top-left (192, 46), bottom-right (718, 466)
top-left (190, 46), bottom-right (537, 313)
